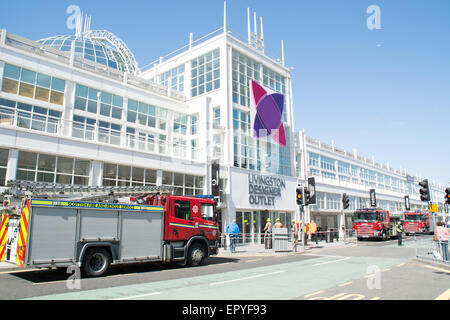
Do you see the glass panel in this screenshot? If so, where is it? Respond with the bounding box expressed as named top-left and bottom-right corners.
top-left (162, 171), bottom-right (172, 185)
top-left (19, 82), bottom-right (34, 98)
top-left (145, 169), bottom-right (157, 184)
top-left (38, 154), bottom-right (56, 172)
top-left (0, 149), bottom-right (8, 167)
top-left (20, 69), bottom-right (36, 84)
top-left (50, 91), bottom-right (64, 105)
top-left (51, 78), bottom-right (65, 92)
top-left (117, 165), bottom-right (131, 181)
top-left (57, 157), bottom-right (73, 174)
top-left (36, 74), bottom-right (51, 88)
top-left (3, 64), bottom-right (20, 80)
top-left (35, 87), bottom-right (50, 102)
top-left (132, 167), bottom-right (144, 182)
top-left (75, 84), bottom-right (88, 97)
top-left (74, 160), bottom-right (90, 176)
top-left (18, 151), bottom-right (37, 170)
top-left (103, 163), bottom-right (117, 179)
top-left (1, 78), bottom-right (19, 94)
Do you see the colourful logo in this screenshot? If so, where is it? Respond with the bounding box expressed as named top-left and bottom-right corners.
top-left (250, 80), bottom-right (286, 146)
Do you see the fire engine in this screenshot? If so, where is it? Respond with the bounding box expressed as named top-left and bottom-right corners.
top-left (403, 210), bottom-right (436, 235)
top-left (353, 208), bottom-right (394, 241)
top-left (0, 180), bottom-right (219, 277)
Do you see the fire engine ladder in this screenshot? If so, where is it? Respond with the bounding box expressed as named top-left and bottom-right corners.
top-left (2, 180), bottom-right (174, 204)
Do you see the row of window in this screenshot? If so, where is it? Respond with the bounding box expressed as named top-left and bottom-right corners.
top-left (191, 49), bottom-right (220, 97)
top-left (2, 64), bottom-right (65, 105)
top-left (308, 152), bottom-right (419, 193)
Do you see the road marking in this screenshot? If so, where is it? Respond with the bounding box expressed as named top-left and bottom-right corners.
top-left (424, 265), bottom-right (450, 274)
top-left (435, 289), bottom-right (450, 300)
top-left (381, 268), bottom-right (391, 272)
top-left (370, 297), bottom-right (381, 300)
top-left (312, 257), bottom-right (351, 267)
top-left (396, 263), bottom-right (406, 267)
top-left (210, 270), bottom-right (286, 286)
top-left (338, 281), bottom-right (352, 287)
top-left (245, 259), bottom-right (262, 263)
top-left (0, 268), bottom-right (41, 275)
top-left (304, 290), bottom-right (325, 298)
top-left (310, 292), bottom-right (348, 300)
top-left (111, 292), bottom-right (161, 300)
top-left (32, 279), bottom-right (69, 286)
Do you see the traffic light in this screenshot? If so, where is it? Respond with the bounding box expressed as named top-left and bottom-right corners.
top-left (304, 187), bottom-right (311, 205)
top-left (445, 187), bottom-right (450, 205)
top-left (296, 187), bottom-right (304, 205)
top-left (342, 193), bottom-right (350, 209)
top-left (418, 179), bottom-right (430, 202)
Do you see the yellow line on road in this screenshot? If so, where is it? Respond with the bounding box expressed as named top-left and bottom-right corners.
top-left (245, 259), bottom-right (262, 263)
top-left (435, 289), bottom-right (450, 300)
top-left (424, 265), bottom-right (450, 274)
top-left (304, 290), bottom-right (325, 298)
top-left (381, 268), bottom-right (391, 272)
top-left (396, 263), bottom-right (406, 267)
top-left (338, 281), bottom-right (352, 287)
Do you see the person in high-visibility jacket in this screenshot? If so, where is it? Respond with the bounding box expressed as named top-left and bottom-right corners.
top-left (396, 221), bottom-right (404, 246)
top-left (310, 220), bottom-right (318, 244)
top-left (304, 222), bottom-right (310, 246)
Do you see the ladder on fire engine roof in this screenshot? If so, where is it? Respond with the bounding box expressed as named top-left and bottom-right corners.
top-left (2, 180), bottom-right (175, 203)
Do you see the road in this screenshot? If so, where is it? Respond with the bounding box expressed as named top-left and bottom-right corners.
top-left (0, 235), bottom-right (448, 301)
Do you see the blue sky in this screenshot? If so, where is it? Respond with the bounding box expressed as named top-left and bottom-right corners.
top-left (1, 0), bottom-right (449, 187)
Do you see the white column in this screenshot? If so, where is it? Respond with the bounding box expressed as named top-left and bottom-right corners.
top-left (5, 149), bottom-right (19, 183)
top-left (62, 81), bottom-right (75, 137)
top-left (90, 161), bottom-right (103, 187)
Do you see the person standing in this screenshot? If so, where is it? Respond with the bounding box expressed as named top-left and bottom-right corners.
top-left (226, 219), bottom-right (240, 253)
top-left (396, 221), bottom-right (404, 246)
top-left (310, 220), bottom-right (318, 244)
top-left (291, 219), bottom-right (298, 248)
top-left (273, 218), bottom-right (283, 229)
top-left (435, 222), bottom-right (449, 261)
top-left (264, 218), bottom-right (272, 249)
top-left (304, 222), bottom-right (310, 246)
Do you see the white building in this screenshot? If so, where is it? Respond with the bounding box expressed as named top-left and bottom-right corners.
top-left (0, 5), bottom-right (446, 244)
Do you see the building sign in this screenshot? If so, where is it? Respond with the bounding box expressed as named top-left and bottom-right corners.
top-left (370, 189), bottom-right (377, 207)
top-left (248, 173), bottom-right (286, 206)
top-left (250, 80), bottom-right (286, 147)
top-left (404, 195), bottom-right (410, 211)
top-left (211, 161), bottom-right (220, 199)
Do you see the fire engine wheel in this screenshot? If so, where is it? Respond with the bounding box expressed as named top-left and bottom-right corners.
top-left (82, 247), bottom-right (111, 277)
top-left (187, 243), bottom-right (206, 266)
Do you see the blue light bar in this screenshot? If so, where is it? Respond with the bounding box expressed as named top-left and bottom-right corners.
top-left (197, 195), bottom-right (215, 200)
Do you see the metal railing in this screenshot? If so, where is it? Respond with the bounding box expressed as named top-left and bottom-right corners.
top-left (415, 238), bottom-right (449, 265)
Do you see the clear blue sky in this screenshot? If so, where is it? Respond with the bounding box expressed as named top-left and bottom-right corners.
top-left (1, 0), bottom-right (449, 187)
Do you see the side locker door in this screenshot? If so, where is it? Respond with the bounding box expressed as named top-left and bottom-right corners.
top-left (167, 197), bottom-right (196, 241)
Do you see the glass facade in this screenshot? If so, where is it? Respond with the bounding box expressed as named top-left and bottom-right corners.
top-left (191, 49), bottom-right (220, 97)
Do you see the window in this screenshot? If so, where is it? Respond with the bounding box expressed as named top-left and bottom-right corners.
top-left (191, 114), bottom-right (198, 135)
top-left (98, 121), bottom-right (121, 146)
top-left (127, 99), bottom-right (167, 130)
top-left (103, 164), bottom-right (157, 187)
top-left (173, 113), bottom-right (187, 135)
top-left (74, 84), bottom-right (122, 119)
top-left (0, 98), bottom-right (62, 134)
top-left (174, 200), bottom-right (191, 220)
top-left (232, 50), bottom-right (260, 107)
top-left (72, 115), bottom-right (96, 140)
top-left (0, 148), bottom-right (8, 186)
top-left (201, 203), bottom-right (214, 221)
top-left (191, 49), bottom-right (220, 97)
top-left (212, 107), bottom-right (220, 129)
top-left (16, 151), bottom-right (90, 185)
top-left (2, 64), bottom-right (65, 105)
top-left (160, 65), bottom-right (185, 92)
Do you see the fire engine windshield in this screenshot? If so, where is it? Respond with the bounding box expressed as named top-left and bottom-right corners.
top-left (354, 212), bottom-right (379, 222)
top-left (404, 215), bottom-right (422, 221)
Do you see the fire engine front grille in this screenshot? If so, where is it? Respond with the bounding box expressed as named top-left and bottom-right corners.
top-left (357, 226), bottom-right (374, 235)
top-left (405, 223), bottom-right (418, 232)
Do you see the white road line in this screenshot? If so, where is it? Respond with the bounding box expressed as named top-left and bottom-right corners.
top-left (111, 292), bottom-right (161, 300)
top-left (312, 257), bottom-right (351, 267)
top-left (435, 288), bottom-right (450, 300)
top-left (245, 259), bottom-right (262, 263)
top-left (210, 270), bottom-right (286, 286)
top-left (304, 290), bottom-right (325, 298)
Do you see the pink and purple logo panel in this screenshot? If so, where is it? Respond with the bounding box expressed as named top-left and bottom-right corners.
top-left (250, 80), bottom-right (286, 147)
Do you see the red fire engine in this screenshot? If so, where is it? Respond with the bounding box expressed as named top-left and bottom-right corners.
top-left (1, 181), bottom-right (219, 277)
top-left (403, 210), bottom-right (435, 235)
top-left (353, 208), bottom-right (393, 240)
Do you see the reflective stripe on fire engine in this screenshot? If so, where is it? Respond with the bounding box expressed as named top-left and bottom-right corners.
top-left (30, 199), bottom-right (164, 212)
top-left (199, 224), bottom-right (218, 230)
top-left (0, 215), bottom-right (9, 262)
top-left (16, 199), bottom-right (30, 267)
top-left (169, 222), bottom-right (195, 229)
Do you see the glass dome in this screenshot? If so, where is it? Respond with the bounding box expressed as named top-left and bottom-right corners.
top-left (38, 31), bottom-right (139, 75)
